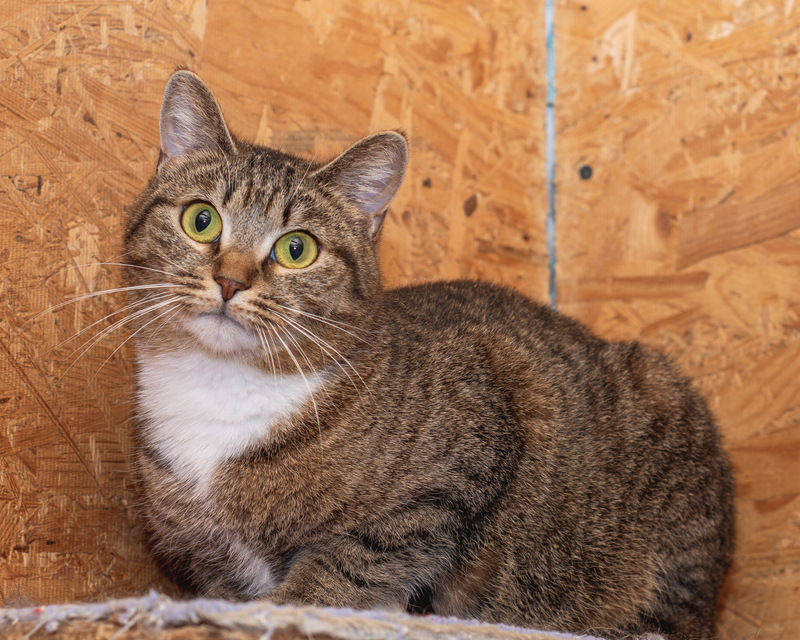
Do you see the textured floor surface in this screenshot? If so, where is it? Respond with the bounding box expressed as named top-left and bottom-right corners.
top-left (0, 592), bottom-right (599, 640)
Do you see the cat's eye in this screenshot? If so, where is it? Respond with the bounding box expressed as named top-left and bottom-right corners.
top-left (181, 202), bottom-right (222, 243)
top-left (271, 231), bottom-right (318, 269)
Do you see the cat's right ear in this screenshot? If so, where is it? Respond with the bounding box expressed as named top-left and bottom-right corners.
top-left (312, 131), bottom-right (408, 239)
top-left (158, 70), bottom-right (235, 171)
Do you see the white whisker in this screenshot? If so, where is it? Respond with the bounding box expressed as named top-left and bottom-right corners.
top-left (67, 296), bottom-right (179, 362)
top-left (27, 282), bottom-right (187, 326)
top-left (264, 320), bottom-right (323, 455)
top-left (273, 303), bottom-right (368, 343)
top-left (155, 255), bottom-right (197, 277)
top-left (279, 324), bottom-right (331, 402)
top-left (92, 300), bottom-right (184, 382)
top-left (269, 308), bottom-right (373, 404)
top-left (147, 303), bottom-right (186, 345)
top-left (60, 296), bottom-right (183, 381)
top-left (209, 134), bottom-right (234, 195)
top-left (288, 137), bottom-right (324, 205)
top-left (48, 260), bottom-right (186, 281)
top-left (46, 291), bottom-right (176, 355)
top-left (94, 262), bottom-right (186, 279)
top-left (255, 325), bottom-right (280, 381)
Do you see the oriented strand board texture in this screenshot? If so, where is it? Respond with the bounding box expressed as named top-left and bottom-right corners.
top-left (2, 0), bottom-right (799, 638)
top-left (0, 0), bottom-right (204, 604)
top-left (0, 0), bottom-right (547, 608)
top-left (556, 0), bottom-right (800, 638)
top-left (198, 0), bottom-right (548, 293)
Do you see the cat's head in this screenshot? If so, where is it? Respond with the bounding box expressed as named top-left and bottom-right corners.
top-left (123, 70), bottom-right (407, 364)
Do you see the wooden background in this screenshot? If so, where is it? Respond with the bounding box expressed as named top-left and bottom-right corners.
top-left (0, 0), bottom-right (797, 638)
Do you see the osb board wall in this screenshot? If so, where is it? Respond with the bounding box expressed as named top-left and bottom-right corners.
top-left (0, 0), bottom-right (546, 607)
top-left (199, 0), bottom-right (548, 291)
top-left (556, 0), bottom-right (800, 638)
top-left (0, 0), bottom-right (798, 639)
top-left (0, 0), bottom-right (204, 604)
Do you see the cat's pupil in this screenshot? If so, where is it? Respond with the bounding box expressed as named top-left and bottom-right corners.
top-left (289, 236), bottom-right (304, 260)
top-left (194, 210), bottom-right (211, 233)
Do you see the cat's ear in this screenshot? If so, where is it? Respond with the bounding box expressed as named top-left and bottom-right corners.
top-left (158, 70), bottom-right (235, 170)
top-left (313, 132), bottom-right (408, 238)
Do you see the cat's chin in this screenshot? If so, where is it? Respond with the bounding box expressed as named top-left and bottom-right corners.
top-left (181, 312), bottom-right (260, 356)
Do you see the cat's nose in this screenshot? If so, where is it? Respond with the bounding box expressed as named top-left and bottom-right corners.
top-left (215, 276), bottom-right (248, 302)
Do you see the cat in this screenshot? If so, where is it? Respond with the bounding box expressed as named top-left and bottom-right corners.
top-left (123, 70), bottom-right (735, 640)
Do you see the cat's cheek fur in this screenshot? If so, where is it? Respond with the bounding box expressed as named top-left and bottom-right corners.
top-left (136, 350), bottom-right (321, 494)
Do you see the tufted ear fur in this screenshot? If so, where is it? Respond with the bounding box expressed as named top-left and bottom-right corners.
top-left (312, 131), bottom-right (408, 238)
top-left (158, 70), bottom-right (236, 170)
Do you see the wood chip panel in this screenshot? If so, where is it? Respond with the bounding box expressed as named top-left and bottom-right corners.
top-left (0, 0), bottom-right (206, 604)
top-left (197, 0), bottom-right (548, 295)
top-left (2, 0), bottom-right (798, 637)
top-left (556, 1), bottom-right (800, 637)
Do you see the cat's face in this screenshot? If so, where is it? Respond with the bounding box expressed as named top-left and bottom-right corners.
top-left (123, 71), bottom-right (407, 366)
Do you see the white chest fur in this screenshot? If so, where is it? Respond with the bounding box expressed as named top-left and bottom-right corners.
top-left (137, 350), bottom-right (320, 491)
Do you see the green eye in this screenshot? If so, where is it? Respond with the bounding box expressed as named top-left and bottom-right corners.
top-left (272, 231), bottom-right (318, 269)
top-left (181, 202), bottom-right (222, 243)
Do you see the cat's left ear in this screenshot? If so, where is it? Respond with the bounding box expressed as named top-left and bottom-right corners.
top-left (313, 131), bottom-right (408, 238)
top-left (158, 70), bottom-right (236, 171)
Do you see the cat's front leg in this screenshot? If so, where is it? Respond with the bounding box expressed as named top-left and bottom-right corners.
top-left (268, 532), bottom-right (454, 611)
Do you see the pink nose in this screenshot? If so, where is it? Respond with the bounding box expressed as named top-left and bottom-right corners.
top-left (215, 276), bottom-right (248, 301)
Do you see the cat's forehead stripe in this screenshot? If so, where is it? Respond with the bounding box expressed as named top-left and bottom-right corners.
top-left (221, 179), bottom-right (236, 208)
top-left (216, 160), bottom-right (302, 225)
top-left (261, 186), bottom-right (280, 223)
top-left (280, 166), bottom-right (298, 222)
top-left (281, 199), bottom-right (294, 226)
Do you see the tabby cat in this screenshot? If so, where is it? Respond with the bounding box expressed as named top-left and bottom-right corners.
top-left (124, 70), bottom-right (734, 640)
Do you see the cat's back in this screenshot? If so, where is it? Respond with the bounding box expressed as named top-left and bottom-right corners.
top-left (372, 280), bottom-right (708, 427)
top-left (378, 279), bottom-right (591, 342)
top-left (369, 278), bottom-right (671, 411)
top-left (370, 279), bottom-right (604, 381)
top-left (370, 279), bottom-right (731, 492)
top-left (359, 279), bottom-right (733, 522)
